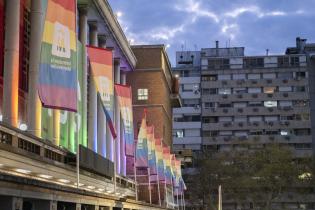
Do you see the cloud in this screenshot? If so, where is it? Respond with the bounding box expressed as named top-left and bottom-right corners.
top-left (224, 6), bottom-right (287, 18)
top-left (221, 23), bottom-right (239, 40)
top-left (174, 0), bottom-right (219, 23)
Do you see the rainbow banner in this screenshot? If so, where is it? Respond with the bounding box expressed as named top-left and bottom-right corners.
top-left (155, 138), bottom-right (165, 181)
top-left (163, 146), bottom-right (172, 184)
top-left (136, 112), bottom-right (149, 167)
top-left (115, 84), bottom-right (134, 156)
top-left (39, 0), bottom-right (77, 111)
top-left (147, 126), bottom-right (157, 175)
top-left (86, 46), bottom-right (116, 139)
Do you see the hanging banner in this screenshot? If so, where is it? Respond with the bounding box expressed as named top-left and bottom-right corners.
top-left (147, 126), bottom-right (157, 175)
top-left (135, 113), bottom-right (148, 167)
top-left (86, 46), bottom-right (116, 138)
top-left (155, 138), bottom-right (165, 181)
top-left (38, 0), bottom-right (77, 111)
top-left (115, 84), bottom-right (134, 156)
top-left (163, 146), bottom-right (172, 184)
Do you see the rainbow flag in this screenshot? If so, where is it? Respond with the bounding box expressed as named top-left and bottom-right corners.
top-left (163, 146), bottom-right (172, 184)
top-left (155, 138), bottom-right (165, 180)
top-left (115, 84), bottom-right (134, 156)
top-left (86, 46), bottom-right (116, 139)
top-left (39, 0), bottom-right (77, 111)
top-left (135, 112), bottom-right (148, 167)
top-left (147, 126), bottom-right (157, 175)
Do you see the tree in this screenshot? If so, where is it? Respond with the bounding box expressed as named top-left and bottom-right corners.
top-left (190, 144), bottom-right (314, 210)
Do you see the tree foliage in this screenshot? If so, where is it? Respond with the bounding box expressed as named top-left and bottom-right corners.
top-left (191, 144), bottom-right (314, 210)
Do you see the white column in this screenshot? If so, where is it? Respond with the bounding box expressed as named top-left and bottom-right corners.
top-left (12, 197), bottom-right (23, 210)
top-left (114, 59), bottom-right (121, 173)
top-left (120, 72), bottom-right (127, 175)
top-left (97, 35), bottom-right (107, 157)
top-left (2, 0), bottom-right (20, 127)
top-left (28, 0), bottom-right (43, 137)
top-left (88, 21), bottom-right (98, 152)
top-left (78, 6), bottom-right (88, 147)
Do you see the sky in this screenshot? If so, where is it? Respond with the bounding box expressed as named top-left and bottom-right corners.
top-left (108, 0), bottom-right (315, 65)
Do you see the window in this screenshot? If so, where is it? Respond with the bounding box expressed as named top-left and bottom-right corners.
top-left (218, 88), bottom-right (231, 95)
top-left (233, 102), bottom-right (247, 108)
top-left (295, 86), bottom-right (306, 92)
top-left (277, 57), bottom-right (289, 67)
top-left (233, 88), bottom-right (246, 94)
top-left (279, 101), bottom-right (292, 107)
top-left (218, 117), bottom-right (232, 122)
top-left (219, 103), bottom-right (232, 108)
top-left (219, 131), bottom-right (233, 136)
top-left (265, 116), bottom-right (278, 122)
top-left (235, 116), bottom-right (247, 122)
top-left (265, 130), bottom-right (279, 135)
top-left (248, 87), bottom-right (262, 93)
top-left (137, 89), bottom-right (148, 100)
top-left (295, 72), bottom-right (306, 79)
top-left (279, 86), bottom-right (292, 92)
top-left (249, 116), bottom-right (263, 122)
top-left (173, 130), bottom-right (184, 138)
top-left (278, 72), bottom-right (292, 79)
top-left (264, 101), bottom-right (277, 107)
top-left (264, 87), bottom-right (276, 93)
top-left (280, 130), bottom-right (290, 136)
top-left (294, 129), bottom-right (310, 136)
top-left (202, 88), bottom-right (217, 95)
top-left (203, 117), bottom-right (218, 123)
top-left (293, 100), bottom-right (309, 107)
top-left (248, 73), bottom-right (260, 80)
top-left (280, 115), bottom-right (293, 121)
top-left (204, 102), bottom-right (216, 109)
top-left (202, 75), bottom-right (217, 81)
top-left (294, 143), bottom-right (311, 149)
top-left (248, 101), bottom-right (262, 107)
top-left (263, 73), bottom-right (276, 79)
top-left (244, 58), bottom-right (264, 68)
top-left (290, 56), bottom-right (299, 66)
top-left (232, 73), bottom-right (246, 80)
top-left (218, 74), bottom-right (231, 80)
top-left (234, 131), bottom-right (248, 137)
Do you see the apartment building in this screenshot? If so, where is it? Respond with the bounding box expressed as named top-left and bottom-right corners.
top-left (201, 39), bottom-right (314, 157)
top-left (172, 51), bottom-right (202, 166)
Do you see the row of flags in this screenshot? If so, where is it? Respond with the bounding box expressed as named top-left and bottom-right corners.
top-left (135, 111), bottom-right (186, 197)
top-left (36, 0), bottom-right (185, 205)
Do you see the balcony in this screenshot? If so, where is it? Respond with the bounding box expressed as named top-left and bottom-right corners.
top-left (203, 135), bottom-right (312, 145)
top-left (202, 106), bottom-right (310, 117)
top-left (173, 136), bottom-right (202, 145)
top-left (173, 106), bottom-right (201, 114)
top-left (173, 121), bottom-right (201, 129)
top-left (202, 120), bottom-right (311, 131)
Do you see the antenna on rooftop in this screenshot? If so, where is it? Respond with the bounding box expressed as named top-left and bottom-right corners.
top-left (266, 49), bottom-right (269, 56)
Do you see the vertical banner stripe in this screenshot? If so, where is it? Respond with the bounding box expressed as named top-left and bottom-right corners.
top-left (38, 0), bottom-right (77, 111)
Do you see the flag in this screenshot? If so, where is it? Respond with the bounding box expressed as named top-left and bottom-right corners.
top-left (135, 112), bottom-right (149, 167)
top-left (147, 126), bottom-right (157, 175)
top-left (155, 138), bottom-right (165, 181)
top-left (115, 84), bottom-right (134, 156)
top-left (163, 146), bottom-right (172, 184)
top-left (86, 46), bottom-right (116, 139)
top-left (38, 0), bottom-right (77, 111)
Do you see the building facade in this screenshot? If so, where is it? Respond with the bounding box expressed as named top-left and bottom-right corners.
top-left (172, 38), bottom-right (315, 209)
top-left (127, 45), bottom-right (181, 147)
top-left (0, 0), bottom-right (171, 209)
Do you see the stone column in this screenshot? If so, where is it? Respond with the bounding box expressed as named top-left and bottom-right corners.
top-left (114, 59), bottom-right (121, 174)
top-left (2, 0), bottom-right (20, 127)
top-left (120, 71), bottom-right (127, 175)
top-left (88, 21), bottom-right (98, 152)
top-left (28, 0), bottom-right (43, 137)
top-left (78, 6), bottom-right (88, 146)
top-left (50, 201), bottom-right (57, 210)
top-left (97, 34), bottom-right (107, 157)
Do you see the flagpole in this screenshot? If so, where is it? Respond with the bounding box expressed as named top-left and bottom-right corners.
top-left (171, 176), bottom-right (175, 209)
top-left (183, 190), bottom-right (186, 210)
top-left (75, 0), bottom-right (80, 190)
top-left (164, 178), bottom-right (168, 208)
top-left (176, 188), bottom-right (179, 210)
top-left (148, 168), bottom-right (152, 204)
top-left (134, 152), bottom-right (138, 201)
top-left (157, 173), bottom-right (161, 206)
top-left (218, 185), bottom-right (222, 210)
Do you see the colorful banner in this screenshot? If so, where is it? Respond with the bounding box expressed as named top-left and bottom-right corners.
top-left (86, 46), bottom-right (116, 138)
top-left (41, 41), bottom-right (86, 153)
top-left (38, 0), bottom-right (77, 111)
top-left (155, 138), bottom-right (165, 180)
top-left (115, 84), bottom-right (134, 156)
top-left (135, 112), bottom-right (148, 167)
top-left (163, 146), bottom-right (172, 184)
top-left (147, 126), bottom-right (157, 175)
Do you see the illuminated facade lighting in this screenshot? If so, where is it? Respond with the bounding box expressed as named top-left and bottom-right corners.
top-left (38, 174), bottom-right (53, 179)
top-left (57, 179), bottom-right (71, 184)
top-left (15, 168), bottom-right (31, 174)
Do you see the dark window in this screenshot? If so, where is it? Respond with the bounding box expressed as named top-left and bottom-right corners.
top-left (201, 75), bottom-right (217, 81)
top-left (290, 56), bottom-right (299, 67)
top-left (277, 57), bottom-right (289, 67)
top-left (244, 58), bottom-right (264, 68)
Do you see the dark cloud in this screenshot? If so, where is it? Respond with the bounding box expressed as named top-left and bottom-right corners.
top-left (108, 0), bottom-right (315, 65)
